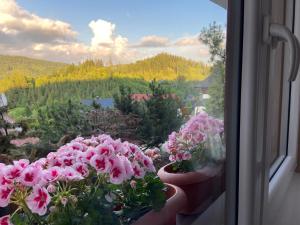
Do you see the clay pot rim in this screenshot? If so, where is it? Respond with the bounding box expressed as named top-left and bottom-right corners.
top-left (164, 183), bottom-right (179, 200)
top-left (158, 162), bottom-right (220, 185)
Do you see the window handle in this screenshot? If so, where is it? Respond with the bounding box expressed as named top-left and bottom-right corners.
top-left (263, 17), bottom-right (300, 81)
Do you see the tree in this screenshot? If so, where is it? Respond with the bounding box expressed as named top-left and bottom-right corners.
top-left (199, 21), bottom-right (225, 63)
top-left (114, 86), bottom-right (135, 114)
top-left (137, 81), bottom-right (183, 147)
top-left (199, 22), bottom-right (225, 118)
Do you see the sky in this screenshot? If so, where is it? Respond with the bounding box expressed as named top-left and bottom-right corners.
top-left (0, 0), bottom-right (226, 64)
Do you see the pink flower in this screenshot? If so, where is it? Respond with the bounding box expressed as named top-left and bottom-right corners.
top-left (26, 186), bottom-right (51, 216)
top-left (0, 173), bottom-right (12, 186)
top-left (132, 162), bottom-right (145, 179)
top-left (68, 142), bottom-right (86, 152)
top-left (46, 152), bottom-right (62, 167)
top-left (85, 147), bottom-right (97, 161)
top-left (13, 159), bottom-right (29, 169)
top-left (46, 184), bottom-right (56, 193)
top-left (61, 155), bottom-right (75, 167)
top-left (90, 155), bottom-right (109, 173)
top-left (76, 151), bottom-right (87, 163)
top-left (169, 155), bottom-right (176, 162)
top-left (73, 163), bottom-right (89, 177)
top-left (0, 215), bottom-right (13, 225)
top-left (0, 185), bottom-right (14, 207)
top-left (3, 165), bottom-right (21, 180)
top-left (182, 152), bottom-right (192, 160)
top-left (109, 157), bottom-right (126, 184)
top-left (20, 166), bottom-right (41, 187)
top-left (32, 158), bottom-right (47, 168)
top-left (95, 144), bottom-right (113, 156)
top-left (130, 180), bottom-right (137, 189)
top-left (43, 166), bottom-right (61, 182)
top-left (60, 197), bottom-right (68, 207)
top-left (61, 167), bottom-right (83, 181)
top-left (141, 156), bottom-right (156, 172)
top-left (120, 156), bottom-right (134, 179)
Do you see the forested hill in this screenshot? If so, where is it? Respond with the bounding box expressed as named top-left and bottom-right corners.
top-left (0, 55), bottom-right (67, 79)
top-left (0, 53), bottom-right (211, 92)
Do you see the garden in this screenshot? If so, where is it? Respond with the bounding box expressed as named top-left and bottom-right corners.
top-left (0, 22), bottom-right (226, 225)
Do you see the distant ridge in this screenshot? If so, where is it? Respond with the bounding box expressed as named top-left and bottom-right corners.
top-left (0, 55), bottom-right (68, 78)
top-left (0, 53), bottom-right (211, 92)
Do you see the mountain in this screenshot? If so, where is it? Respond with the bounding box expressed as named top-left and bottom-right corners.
top-left (0, 55), bottom-right (67, 79)
top-left (0, 53), bottom-right (211, 92)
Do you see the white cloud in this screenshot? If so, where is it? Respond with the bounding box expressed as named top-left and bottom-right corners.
top-left (174, 36), bottom-right (199, 46)
top-left (0, 0), bottom-right (211, 64)
top-left (0, 0), bottom-right (77, 44)
top-left (135, 35), bottom-right (169, 47)
top-left (88, 19), bottom-right (128, 58)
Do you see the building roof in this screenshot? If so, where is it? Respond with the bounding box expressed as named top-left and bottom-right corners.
top-left (81, 98), bottom-right (114, 108)
top-left (210, 0), bottom-right (227, 9)
top-left (130, 93), bottom-right (178, 102)
top-left (194, 75), bottom-right (214, 89)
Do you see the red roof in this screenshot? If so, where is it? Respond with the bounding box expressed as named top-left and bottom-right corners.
top-left (130, 93), bottom-right (178, 102)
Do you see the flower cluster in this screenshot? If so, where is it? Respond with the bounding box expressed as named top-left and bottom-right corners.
top-left (163, 112), bottom-right (224, 162)
top-left (0, 134), bottom-right (155, 224)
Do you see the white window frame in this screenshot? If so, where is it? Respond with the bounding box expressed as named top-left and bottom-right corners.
top-left (238, 0), bottom-right (300, 225)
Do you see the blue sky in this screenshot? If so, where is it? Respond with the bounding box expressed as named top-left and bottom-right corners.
top-left (0, 0), bottom-right (226, 63)
top-left (17, 0), bottom-right (226, 44)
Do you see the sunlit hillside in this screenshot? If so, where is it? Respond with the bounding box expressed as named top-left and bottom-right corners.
top-left (0, 53), bottom-right (211, 92)
top-left (0, 55), bottom-right (68, 79)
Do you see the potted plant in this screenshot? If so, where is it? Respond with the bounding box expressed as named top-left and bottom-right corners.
top-left (158, 112), bottom-right (225, 214)
top-left (0, 134), bottom-right (186, 225)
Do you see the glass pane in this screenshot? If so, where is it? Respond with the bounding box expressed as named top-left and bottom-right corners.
top-left (268, 0), bottom-right (293, 175)
top-left (0, 1), bottom-right (227, 224)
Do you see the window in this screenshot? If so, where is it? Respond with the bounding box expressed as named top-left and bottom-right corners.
top-left (0, 1), bottom-right (231, 224)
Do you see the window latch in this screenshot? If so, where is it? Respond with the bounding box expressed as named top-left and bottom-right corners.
top-left (263, 16), bottom-right (300, 81)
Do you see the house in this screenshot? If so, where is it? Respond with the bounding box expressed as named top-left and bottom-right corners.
top-left (81, 98), bottom-right (114, 108)
top-left (193, 75), bottom-right (214, 94)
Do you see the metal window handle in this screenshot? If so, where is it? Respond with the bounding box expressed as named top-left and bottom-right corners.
top-left (263, 17), bottom-right (300, 81)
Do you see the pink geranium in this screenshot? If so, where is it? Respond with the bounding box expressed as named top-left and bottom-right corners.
top-left (0, 134), bottom-right (158, 224)
top-left (26, 186), bottom-right (51, 216)
top-left (132, 161), bottom-right (145, 179)
top-left (43, 166), bottom-right (61, 182)
top-left (20, 166), bottom-right (41, 187)
top-left (3, 165), bottom-right (21, 180)
top-left (60, 167), bottom-right (83, 181)
top-left (90, 155), bottom-right (110, 173)
top-left (109, 157), bottom-right (126, 184)
top-left (0, 185), bottom-right (14, 207)
top-left (0, 215), bottom-right (13, 225)
top-left (163, 112), bottom-right (224, 164)
top-left (95, 144), bottom-right (113, 156)
top-left (73, 163), bottom-right (89, 177)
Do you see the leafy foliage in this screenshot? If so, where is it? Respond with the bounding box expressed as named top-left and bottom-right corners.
top-left (199, 22), bottom-right (225, 63)
top-left (120, 174), bottom-right (167, 225)
top-left (205, 62), bottom-right (225, 118)
top-left (200, 22), bottom-right (225, 118)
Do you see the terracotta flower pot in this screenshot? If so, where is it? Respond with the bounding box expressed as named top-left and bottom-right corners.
top-left (133, 183), bottom-right (187, 225)
top-left (158, 163), bottom-right (225, 215)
